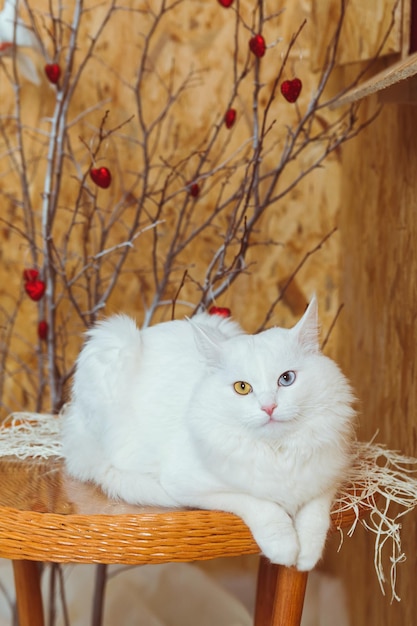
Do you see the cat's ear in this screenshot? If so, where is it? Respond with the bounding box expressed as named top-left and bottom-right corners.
top-left (190, 321), bottom-right (223, 368)
top-left (292, 295), bottom-right (320, 353)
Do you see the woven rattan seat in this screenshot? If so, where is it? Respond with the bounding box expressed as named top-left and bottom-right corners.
top-left (0, 455), bottom-right (362, 626)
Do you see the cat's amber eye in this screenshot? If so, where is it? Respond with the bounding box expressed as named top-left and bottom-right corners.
top-left (233, 381), bottom-right (253, 395)
top-left (278, 370), bottom-right (296, 387)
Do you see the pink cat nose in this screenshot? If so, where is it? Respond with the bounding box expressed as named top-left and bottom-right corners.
top-left (261, 403), bottom-right (277, 417)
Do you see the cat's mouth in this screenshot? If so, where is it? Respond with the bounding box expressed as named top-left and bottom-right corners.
top-left (262, 413), bottom-right (293, 426)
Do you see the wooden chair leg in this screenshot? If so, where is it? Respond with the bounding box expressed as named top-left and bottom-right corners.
top-left (13, 560), bottom-right (44, 626)
top-left (254, 556), bottom-right (308, 626)
top-left (270, 565), bottom-right (308, 626)
top-left (254, 556), bottom-right (278, 625)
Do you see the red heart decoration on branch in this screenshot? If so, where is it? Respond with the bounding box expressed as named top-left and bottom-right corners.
top-left (38, 320), bottom-right (48, 340)
top-left (209, 306), bottom-right (231, 318)
top-left (280, 78), bottom-right (302, 103)
top-left (217, 0), bottom-right (234, 6)
top-left (45, 63), bottom-right (61, 84)
top-left (25, 279), bottom-right (46, 301)
top-left (249, 34), bottom-right (266, 58)
top-left (23, 268), bottom-right (39, 282)
top-left (90, 167), bottom-right (112, 189)
top-left (23, 268), bottom-right (46, 301)
top-left (188, 182), bottom-right (200, 198)
top-left (224, 108), bottom-right (236, 129)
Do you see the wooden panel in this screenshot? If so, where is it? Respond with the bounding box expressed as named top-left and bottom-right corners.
top-left (311, 0), bottom-right (406, 69)
top-left (328, 68), bottom-right (417, 625)
top-left (331, 51), bottom-right (417, 106)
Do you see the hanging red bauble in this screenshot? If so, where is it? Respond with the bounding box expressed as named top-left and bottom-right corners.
top-left (90, 167), bottom-right (112, 189)
top-left (24, 278), bottom-right (46, 301)
top-left (23, 268), bottom-right (46, 301)
top-left (209, 306), bottom-right (231, 318)
top-left (23, 268), bottom-right (39, 282)
top-left (249, 34), bottom-right (266, 58)
top-left (38, 320), bottom-right (48, 340)
top-left (280, 78), bottom-right (302, 103)
top-left (44, 63), bottom-right (61, 84)
top-left (217, 0), bottom-right (234, 6)
top-left (224, 108), bottom-right (237, 129)
top-left (189, 182), bottom-right (200, 198)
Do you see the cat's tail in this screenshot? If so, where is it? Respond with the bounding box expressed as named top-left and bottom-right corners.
top-left (73, 314), bottom-right (143, 400)
top-left (82, 314), bottom-right (141, 363)
top-left (62, 315), bottom-right (142, 481)
top-left (84, 314), bottom-right (141, 354)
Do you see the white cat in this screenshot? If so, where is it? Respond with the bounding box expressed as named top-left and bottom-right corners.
top-left (62, 298), bottom-right (355, 570)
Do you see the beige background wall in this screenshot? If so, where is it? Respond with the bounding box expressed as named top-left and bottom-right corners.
top-left (327, 87), bottom-right (417, 625)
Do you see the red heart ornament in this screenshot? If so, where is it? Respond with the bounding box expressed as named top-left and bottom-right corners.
top-left (38, 320), bottom-right (48, 340)
top-left (23, 268), bottom-right (39, 282)
top-left (224, 108), bottom-right (236, 129)
top-left (90, 167), bottom-right (112, 189)
top-left (217, 0), bottom-right (234, 6)
top-left (45, 63), bottom-right (61, 84)
top-left (280, 78), bottom-right (302, 103)
top-left (249, 34), bottom-right (266, 58)
top-left (25, 279), bottom-right (46, 301)
top-left (209, 306), bottom-right (231, 318)
top-left (189, 182), bottom-right (200, 198)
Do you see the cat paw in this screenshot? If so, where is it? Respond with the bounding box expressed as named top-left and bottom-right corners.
top-left (296, 546), bottom-right (323, 571)
top-left (243, 502), bottom-right (300, 567)
top-left (294, 497), bottom-right (331, 571)
top-left (265, 535), bottom-right (299, 567)
top-left (256, 525), bottom-right (299, 567)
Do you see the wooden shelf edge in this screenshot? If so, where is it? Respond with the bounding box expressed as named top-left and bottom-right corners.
top-left (331, 51), bottom-right (417, 108)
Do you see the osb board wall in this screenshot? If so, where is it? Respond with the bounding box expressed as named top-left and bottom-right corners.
top-left (311, 0), bottom-right (406, 68)
top-left (327, 83), bottom-right (417, 624)
top-left (0, 0), bottom-right (342, 416)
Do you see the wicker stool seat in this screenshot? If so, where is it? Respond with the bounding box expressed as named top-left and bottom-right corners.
top-left (0, 456), bottom-right (361, 626)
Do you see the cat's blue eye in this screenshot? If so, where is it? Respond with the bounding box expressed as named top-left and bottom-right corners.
top-left (278, 371), bottom-right (296, 387)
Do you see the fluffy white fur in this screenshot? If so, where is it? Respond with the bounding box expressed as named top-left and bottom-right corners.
top-left (62, 298), bottom-right (355, 570)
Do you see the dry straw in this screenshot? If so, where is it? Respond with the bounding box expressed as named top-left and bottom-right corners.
top-left (0, 412), bottom-right (62, 459)
top-left (334, 436), bottom-right (417, 601)
top-left (1, 412), bottom-right (416, 601)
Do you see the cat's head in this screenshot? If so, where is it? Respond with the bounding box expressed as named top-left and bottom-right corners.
top-left (191, 297), bottom-right (355, 443)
